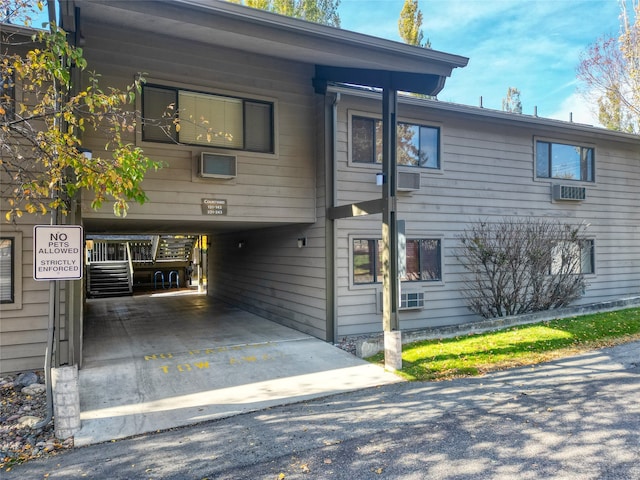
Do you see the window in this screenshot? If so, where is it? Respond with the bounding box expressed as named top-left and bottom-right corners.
top-left (352, 116), bottom-right (440, 169)
top-left (536, 140), bottom-right (594, 182)
top-left (142, 85), bottom-right (274, 153)
top-left (1, 68), bottom-right (15, 121)
top-left (353, 238), bottom-right (441, 284)
top-left (551, 239), bottom-right (594, 275)
top-left (0, 238), bottom-right (15, 303)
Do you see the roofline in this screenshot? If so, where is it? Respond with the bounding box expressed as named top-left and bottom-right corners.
top-left (166, 0), bottom-right (469, 70)
top-left (328, 84), bottom-right (640, 144)
top-left (0, 22), bottom-right (43, 37)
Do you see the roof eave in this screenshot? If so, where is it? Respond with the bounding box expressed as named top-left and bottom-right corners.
top-left (62, 0), bottom-right (468, 83)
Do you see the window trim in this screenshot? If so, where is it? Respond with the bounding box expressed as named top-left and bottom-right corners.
top-left (0, 231), bottom-right (23, 311)
top-left (534, 136), bottom-right (596, 184)
top-left (349, 234), bottom-right (444, 289)
top-left (137, 80), bottom-right (279, 157)
top-left (347, 109), bottom-right (443, 171)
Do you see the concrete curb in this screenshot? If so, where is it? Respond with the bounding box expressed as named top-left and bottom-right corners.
top-left (354, 296), bottom-right (640, 358)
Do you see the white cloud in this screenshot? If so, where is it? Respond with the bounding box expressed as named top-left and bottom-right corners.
top-left (548, 91), bottom-right (601, 127)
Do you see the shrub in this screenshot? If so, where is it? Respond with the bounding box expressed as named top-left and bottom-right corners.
top-left (457, 218), bottom-right (590, 318)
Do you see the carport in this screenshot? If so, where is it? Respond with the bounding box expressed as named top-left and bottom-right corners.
top-left (75, 291), bottom-right (401, 446)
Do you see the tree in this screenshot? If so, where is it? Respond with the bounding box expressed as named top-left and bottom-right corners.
top-left (1, 2), bottom-right (161, 221)
top-left (457, 218), bottom-right (589, 319)
top-left (577, 0), bottom-right (640, 133)
top-left (502, 86), bottom-right (523, 113)
top-left (228, 0), bottom-right (341, 27)
top-left (398, 0), bottom-right (431, 48)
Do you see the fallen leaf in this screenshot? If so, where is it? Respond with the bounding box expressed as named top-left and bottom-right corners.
top-left (301, 463), bottom-right (310, 473)
top-left (324, 459), bottom-right (332, 464)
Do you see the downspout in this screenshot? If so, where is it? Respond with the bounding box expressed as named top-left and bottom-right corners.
top-left (34, 0), bottom-right (61, 431)
top-left (329, 92), bottom-right (340, 343)
top-left (34, 215), bottom-right (57, 430)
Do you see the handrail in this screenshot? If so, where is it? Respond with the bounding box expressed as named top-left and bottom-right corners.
top-left (152, 235), bottom-right (160, 262)
top-left (126, 242), bottom-right (134, 293)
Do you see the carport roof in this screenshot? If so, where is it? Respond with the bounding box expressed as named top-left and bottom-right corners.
top-left (60, 0), bottom-right (468, 96)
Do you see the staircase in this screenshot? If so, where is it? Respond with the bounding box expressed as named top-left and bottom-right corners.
top-left (156, 236), bottom-right (196, 262)
top-left (88, 262), bottom-right (132, 298)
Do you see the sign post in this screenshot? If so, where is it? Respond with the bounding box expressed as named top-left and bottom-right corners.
top-left (33, 225), bottom-right (83, 281)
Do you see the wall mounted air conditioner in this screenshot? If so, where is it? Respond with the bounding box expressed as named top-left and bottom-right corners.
top-left (552, 184), bottom-right (586, 202)
top-left (199, 152), bottom-right (237, 179)
top-left (397, 171), bottom-right (421, 192)
top-left (379, 290), bottom-right (425, 311)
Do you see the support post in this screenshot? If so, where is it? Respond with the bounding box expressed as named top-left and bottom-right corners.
top-left (381, 87), bottom-right (402, 371)
top-left (52, 365), bottom-right (81, 439)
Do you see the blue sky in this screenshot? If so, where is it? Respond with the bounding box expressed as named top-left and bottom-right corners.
top-left (339, 0), bottom-right (622, 126)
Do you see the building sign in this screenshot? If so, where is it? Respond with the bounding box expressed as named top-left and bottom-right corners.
top-left (33, 225), bottom-right (83, 281)
top-left (202, 198), bottom-right (227, 216)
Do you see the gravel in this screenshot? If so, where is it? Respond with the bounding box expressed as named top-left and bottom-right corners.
top-left (1, 372), bottom-right (73, 471)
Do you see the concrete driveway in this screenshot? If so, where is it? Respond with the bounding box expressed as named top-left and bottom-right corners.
top-left (76, 291), bottom-right (400, 446)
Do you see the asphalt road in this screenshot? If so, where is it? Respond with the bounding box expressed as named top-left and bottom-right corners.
top-left (6, 341), bottom-right (640, 480)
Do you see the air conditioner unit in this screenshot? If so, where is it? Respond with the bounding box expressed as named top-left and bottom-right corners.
top-left (199, 152), bottom-right (236, 179)
top-left (379, 290), bottom-right (425, 311)
top-left (397, 171), bottom-right (421, 192)
top-left (552, 184), bottom-right (586, 201)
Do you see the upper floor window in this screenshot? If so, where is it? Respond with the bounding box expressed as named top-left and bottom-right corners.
top-left (353, 238), bottom-right (441, 284)
top-left (352, 115), bottom-right (440, 169)
top-left (536, 140), bottom-right (594, 182)
top-left (142, 85), bottom-right (274, 153)
top-left (0, 238), bottom-right (15, 303)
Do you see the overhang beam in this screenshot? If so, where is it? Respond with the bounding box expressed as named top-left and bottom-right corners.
top-left (314, 65), bottom-right (445, 96)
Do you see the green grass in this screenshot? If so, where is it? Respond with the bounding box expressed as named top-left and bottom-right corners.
top-left (367, 307), bottom-right (640, 381)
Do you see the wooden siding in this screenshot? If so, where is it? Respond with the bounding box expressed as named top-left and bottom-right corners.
top-left (209, 223), bottom-right (328, 340)
top-left (78, 21), bottom-right (317, 228)
top-left (206, 97), bottom-right (330, 341)
top-left (0, 221), bottom-right (71, 374)
top-left (334, 94), bottom-right (640, 337)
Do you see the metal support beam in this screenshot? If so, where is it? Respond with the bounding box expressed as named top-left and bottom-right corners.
top-left (327, 198), bottom-right (386, 220)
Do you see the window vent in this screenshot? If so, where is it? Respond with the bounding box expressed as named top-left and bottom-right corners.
top-left (552, 184), bottom-right (586, 201)
top-left (199, 152), bottom-right (237, 179)
top-left (379, 291), bottom-right (425, 311)
top-left (397, 171), bottom-right (421, 192)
